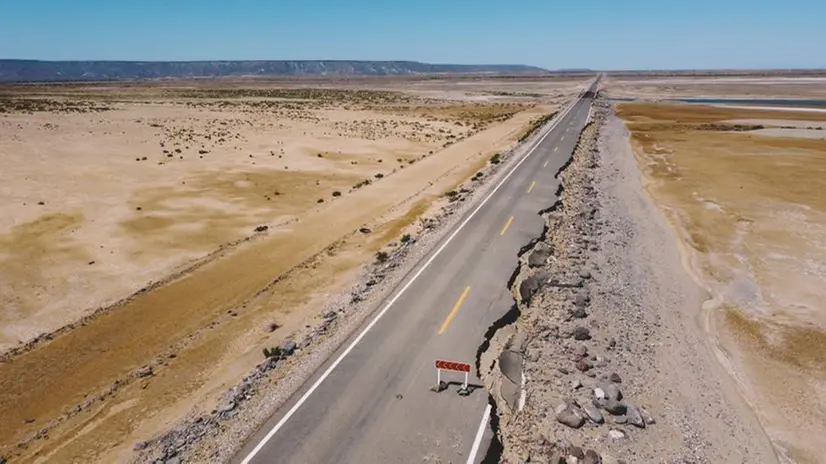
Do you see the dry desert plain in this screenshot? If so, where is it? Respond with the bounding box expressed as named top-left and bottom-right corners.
top-left (604, 73), bottom-right (826, 463)
top-left (0, 75), bottom-right (588, 462)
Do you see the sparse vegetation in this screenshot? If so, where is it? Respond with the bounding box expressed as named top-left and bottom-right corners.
top-left (400, 234), bottom-right (412, 243)
top-left (518, 112), bottom-right (557, 142)
top-left (375, 251), bottom-right (389, 263)
top-left (489, 153), bottom-right (502, 165)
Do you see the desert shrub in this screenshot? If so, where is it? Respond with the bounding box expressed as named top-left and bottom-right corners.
top-left (375, 251), bottom-right (389, 263)
top-left (400, 234), bottom-right (412, 243)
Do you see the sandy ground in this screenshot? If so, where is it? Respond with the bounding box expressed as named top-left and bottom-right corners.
top-left (617, 101), bottom-right (826, 462)
top-left (0, 76), bottom-right (586, 462)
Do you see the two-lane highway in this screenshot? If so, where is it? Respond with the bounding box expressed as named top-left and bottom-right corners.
top-left (237, 84), bottom-right (596, 464)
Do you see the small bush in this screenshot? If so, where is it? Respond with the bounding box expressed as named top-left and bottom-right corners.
top-left (444, 190), bottom-right (459, 199)
top-left (400, 234), bottom-right (412, 243)
top-left (332, 191), bottom-right (342, 197)
top-left (375, 251), bottom-right (389, 263)
top-left (490, 153), bottom-right (502, 165)
top-left (374, 173), bottom-right (384, 179)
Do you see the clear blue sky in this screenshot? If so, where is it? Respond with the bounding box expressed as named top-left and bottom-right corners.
top-left (1, 0), bottom-right (824, 69)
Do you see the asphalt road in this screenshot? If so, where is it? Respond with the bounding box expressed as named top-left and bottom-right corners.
top-left (236, 84), bottom-right (596, 464)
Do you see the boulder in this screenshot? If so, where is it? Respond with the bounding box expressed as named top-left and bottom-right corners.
top-left (584, 450), bottom-right (602, 464)
top-left (573, 327), bottom-right (591, 340)
top-left (281, 340), bottom-right (297, 355)
top-left (595, 382), bottom-right (622, 401)
top-left (602, 398), bottom-right (627, 416)
top-left (582, 403), bottom-right (604, 424)
top-left (641, 407), bottom-right (656, 425)
top-left (518, 275), bottom-right (541, 304)
top-left (626, 404), bottom-right (645, 428)
top-left (528, 243), bottom-right (552, 267)
top-left (134, 366), bottom-right (153, 378)
top-left (555, 402), bottom-right (585, 429)
top-left (608, 429), bottom-right (625, 440)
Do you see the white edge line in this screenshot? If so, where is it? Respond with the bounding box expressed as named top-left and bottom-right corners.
top-left (466, 403), bottom-right (492, 464)
top-left (240, 84), bottom-right (590, 464)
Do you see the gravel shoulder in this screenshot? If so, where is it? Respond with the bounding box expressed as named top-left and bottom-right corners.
top-left (482, 97), bottom-right (777, 463)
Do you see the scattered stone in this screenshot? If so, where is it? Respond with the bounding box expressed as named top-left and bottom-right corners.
top-left (596, 382), bottom-right (622, 401)
top-left (608, 429), bottom-right (625, 440)
top-left (134, 366), bottom-right (153, 378)
top-left (528, 243), bottom-right (552, 267)
top-left (583, 449), bottom-right (601, 464)
top-left (558, 367), bottom-right (570, 375)
top-left (572, 379), bottom-right (582, 390)
top-left (216, 395), bottom-right (236, 414)
top-left (281, 340), bottom-right (297, 355)
top-left (574, 345), bottom-right (588, 358)
top-left (549, 451), bottom-right (566, 464)
top-left (518, 275), bottom-right (541, 303)
top-left (609, 372), bottom-right (622, 383)
top-left (556, 402), bottom-right (585, 429)
top-left (574, 292), bottom-right (590, 308)
top-left (164, 457), bottom-right (181, 464)
top-left (607, 337), bottom-right (616, 350)
top-left (579, 269), bottom-right (592, 279)
top-left (602, 398), bottom-right (627, 416)
top-left (573, 326), bottom-right (591, 340)
top-left (571, 307), bottom-right (588, 319)
top-left (641, 407), bottom-right (656, 425)
top-left (626, 404), bottom-right (645, 428)
top-left (582, 403), bottom-right (604, 424)
top-left (575, 359), bottom-right (591, 372)
top-left (569, 445), bottom-right (585, 460)
top-left (614, 415), bottom-right (627, 424)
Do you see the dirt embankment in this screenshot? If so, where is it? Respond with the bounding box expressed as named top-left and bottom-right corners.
top-left (478, 98), bottom-right (777, 463)
top-left (617, 102), bottom-right (826, 463)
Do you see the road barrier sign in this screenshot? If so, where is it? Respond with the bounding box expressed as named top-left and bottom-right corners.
top-left (433, 360), bottom-right (472, 395)
top-left (435, 360), bottom-right (471, 372)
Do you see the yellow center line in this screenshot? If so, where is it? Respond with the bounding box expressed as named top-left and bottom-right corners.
top-left (438, 286), bottom-right (470, 335)
top-left (543, 160), bottom-right (549, 168)
top-left (527, 180), bottom-right (536, 193)
top-left (500, 215), bottom-right (514, 235)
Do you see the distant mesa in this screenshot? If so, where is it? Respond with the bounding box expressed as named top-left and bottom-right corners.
top-left (0, 59), bottom-right (551, 82)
